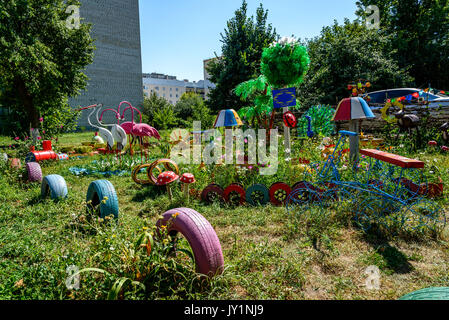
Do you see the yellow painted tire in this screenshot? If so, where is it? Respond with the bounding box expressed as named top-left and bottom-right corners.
top-left (148, 159), bottom-right (179, 185)
top-left (381, 101), bottom-right (404, 124)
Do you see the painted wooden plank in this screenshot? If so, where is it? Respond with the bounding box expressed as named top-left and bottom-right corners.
top-left (360, 149), bottom-right (425, 168)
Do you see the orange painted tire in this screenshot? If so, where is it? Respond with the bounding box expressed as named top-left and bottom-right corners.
top-left (148, 159), bottom-right (179, 185)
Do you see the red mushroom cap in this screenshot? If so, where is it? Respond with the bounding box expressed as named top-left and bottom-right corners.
top-left (180, 173), bottom-right (196, 184)
top-left (156, 171), bottom-right (179, 186)
top-left (428, 141), bottom-right (438, 146)
top-left (441, 146), bottom-right (449, 152)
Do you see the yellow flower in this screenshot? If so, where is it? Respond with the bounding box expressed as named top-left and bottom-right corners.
top-left (173, 212), bottom-right (180, 218)
top-left (103, 196), bottom-right (109, 201)
top-left (101, 200), bottom-right (107, 204)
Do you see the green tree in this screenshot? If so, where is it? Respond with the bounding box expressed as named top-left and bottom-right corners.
top-left (356, 0), bottom-right (449, 89)
top-left (142, 92), bottom-right (173, 126)
top-left (175, 92), bottom-right (214, 127)
top-left (206, 0), bottom-right (277, 113)
top-left (0, 0), bottom-right (95, 135)
top-left (297, 19), bottom-right (414, 107)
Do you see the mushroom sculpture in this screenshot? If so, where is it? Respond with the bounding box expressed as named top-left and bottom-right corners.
top-left (180, 173), bottom-right (196, 202)
top-left (332, 97), bottom-right (375, 162)
top-left (156, 171), bottom-right (179, 201)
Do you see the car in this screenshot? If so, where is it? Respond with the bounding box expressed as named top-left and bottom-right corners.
top-left (363, 88), bottom-right (449, 110)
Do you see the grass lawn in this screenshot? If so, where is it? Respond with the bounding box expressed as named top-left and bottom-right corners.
top-left (0, 131), bottom-right (448, 300)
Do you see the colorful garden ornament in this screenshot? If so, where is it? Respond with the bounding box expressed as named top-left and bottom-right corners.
top-left (156, 171), bottom-right (179, 201)
top-left (332, 97), bottom-right (375, 162)
top-left (214, 109), bottom-right (243, 128)
top-left (180, 173), bottom-right (195, 202)
top-left (283, 111), bottom-right (297, 128)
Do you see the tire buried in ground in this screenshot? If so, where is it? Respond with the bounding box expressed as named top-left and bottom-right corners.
top-left (156, 208), bottom-right (224, 277)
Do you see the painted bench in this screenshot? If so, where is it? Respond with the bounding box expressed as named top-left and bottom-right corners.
top-left (360, 149), bottom-right (425, 169)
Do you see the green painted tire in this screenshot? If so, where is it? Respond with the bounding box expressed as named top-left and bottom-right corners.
top-left (86, 180), bottom-right (119, 219)
top-left (246, 184), bottom-right (269, 206)
top-left (399, 287), bottom-right (449, 300)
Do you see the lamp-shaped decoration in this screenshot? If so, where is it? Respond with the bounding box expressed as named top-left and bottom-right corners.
top-left (332, 97), bottom-right (375, 162)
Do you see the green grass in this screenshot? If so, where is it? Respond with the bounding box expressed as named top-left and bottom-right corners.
top-left (0, 131), bottom-right (448, 300)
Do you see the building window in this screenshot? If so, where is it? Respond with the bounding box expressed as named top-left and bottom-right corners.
top-left (176, 94), bottom-right (178, 98)
top-left (170, 88), bottom-right (172, 91)
top-left (155, 87), bottom-right (159, 90)
top-left (163, 87), bottom-right (165, 91)
top-left (176, 88), bottom-right (178, 92)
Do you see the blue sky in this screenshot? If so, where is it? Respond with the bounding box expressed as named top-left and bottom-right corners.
top-left (139, 0), bottom-right (358, 82)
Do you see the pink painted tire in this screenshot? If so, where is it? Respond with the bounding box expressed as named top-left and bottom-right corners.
top-left (26, 162), bottom-right (43, 182)
top-left (156, 208), bottom-right (224, 277)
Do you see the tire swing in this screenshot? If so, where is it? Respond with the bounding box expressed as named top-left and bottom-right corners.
top-left (26, 162), bottom-right (43, 183)
top-left (246, 184), bottom-right (270, 206)
top-left (86, 180), bottom-right (119, 219)
top-left (201, 184), bottom-right (224, 204)
top-left (156, 208), bottom-right (224, 277)
top-left (223, 183), bottom-right (246, 206)
top-left (41, 175), bottom-right (68, 200)
top-left (269, 182), bottom-right (292, 206)
top-left (381, 100), bottom-right (404, 124)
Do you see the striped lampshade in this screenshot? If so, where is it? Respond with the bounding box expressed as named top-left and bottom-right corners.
top-left (333, 97), bottom-right (375, 121)
top-left (214, 109), bottom-right (243, 128)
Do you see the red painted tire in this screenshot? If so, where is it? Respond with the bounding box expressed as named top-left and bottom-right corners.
top-left (156, 208), bottom-right (224, 277)
top-left (223, 183), bottom-right (246, 205)
top-left (201, 184), bottom-right (224, 204)
top-left (269, 182), bottom-right (292, 206)
top-left (26, 162), bottom-right (43, 182)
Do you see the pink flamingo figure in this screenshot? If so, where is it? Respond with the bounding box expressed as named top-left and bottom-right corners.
top-left (121, 104), bottom-right (160, 161)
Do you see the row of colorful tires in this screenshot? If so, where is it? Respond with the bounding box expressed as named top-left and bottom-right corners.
top-left (200, 182), bottom-right (294, 206)
top-left (32, 166), bottom-right (224, 277)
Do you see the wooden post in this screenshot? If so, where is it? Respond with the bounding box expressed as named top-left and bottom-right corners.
top-left (283, 107), bottom-right (291, 161)
top-left (349, 120), bottom-right (359, 163)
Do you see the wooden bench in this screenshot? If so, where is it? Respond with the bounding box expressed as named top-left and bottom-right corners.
top-left (360, 149), bottom-right (425, 169)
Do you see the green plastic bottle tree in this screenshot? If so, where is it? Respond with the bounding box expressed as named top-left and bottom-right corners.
top-left (235, 36), bottom-right (310, 132)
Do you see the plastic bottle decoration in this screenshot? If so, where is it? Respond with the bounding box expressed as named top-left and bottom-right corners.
top-left (260, 36), bottom-right (310, 160)
top-left (283, 111), bottom-right (297, 128)
top-left (305, 115), bottom-right (315, 138)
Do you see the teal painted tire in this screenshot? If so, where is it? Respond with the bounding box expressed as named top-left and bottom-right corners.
top-left (399, 287), bottom-right (449, 300)
top-left (246, 184), bottom-right (269, 206)
top-left (41, 175), bottom-right (68, 200)
top-left (86, 180), bottom-right (119, 219)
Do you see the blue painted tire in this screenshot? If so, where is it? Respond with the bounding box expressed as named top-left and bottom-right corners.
top-left (399, 287), bottom-right (449, 300)
top-left (41, 175), bottom-right (68, 200)
top-left (86, 180), bottom-right (119, 219)
top-left (246, 184), bottom-right (269, 206)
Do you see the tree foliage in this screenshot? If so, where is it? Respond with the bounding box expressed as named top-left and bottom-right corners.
top-left (297, 19), bottom-right (414, 107)
top-left (356, 0), bottom-right (449, 89)
top-left (0, 0), bottom-right (95, 135)
top-left (142, 92), bottom-right (172, 126)
top-left (206, 0), bottom-right (277, 113)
